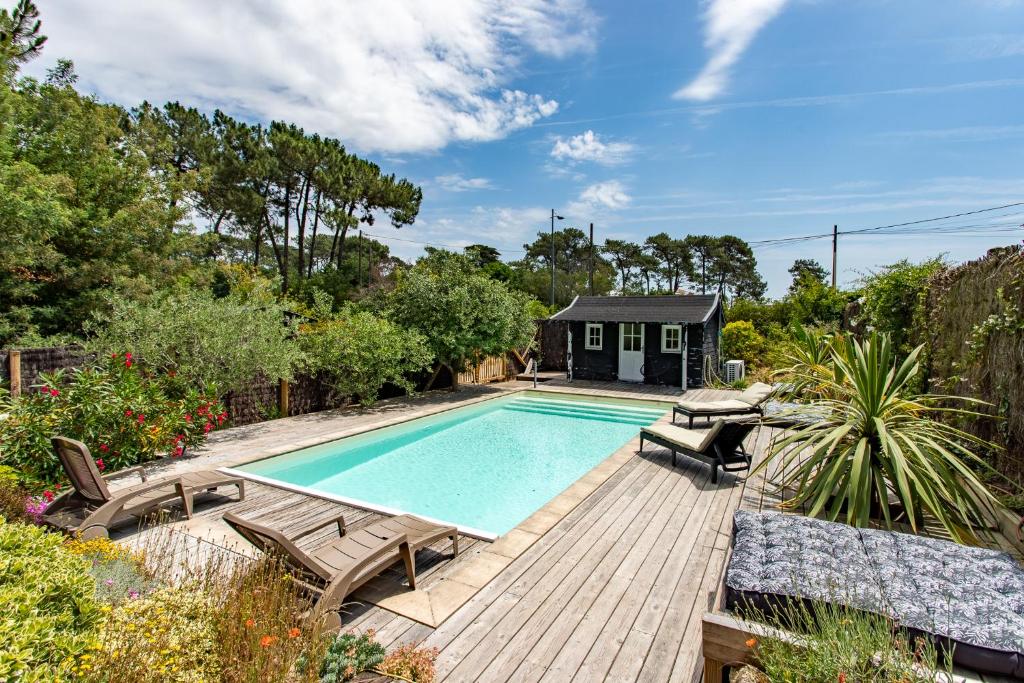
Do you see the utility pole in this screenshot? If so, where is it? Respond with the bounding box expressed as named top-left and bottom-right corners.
top-left (357, 230), bottom-right (363, 287)
top-left (831, 224), bottom-right (838, 289)
top-left (589, 222), bottom-right (595, 296)
top-left (550, 209), bottom-right (563, 307)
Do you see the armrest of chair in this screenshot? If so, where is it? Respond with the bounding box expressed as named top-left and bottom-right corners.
top-left (102, 465), bottom-right (147, 483)
top-left (316, 533), bottom-right (411, 615)
top-left (292, 513), bottom-right (347, 540)
top-left (81, 476), bottom-right (187, 534)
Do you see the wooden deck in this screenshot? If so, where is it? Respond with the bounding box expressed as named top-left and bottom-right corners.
top-left (116, 383), bottom-right (781, 682)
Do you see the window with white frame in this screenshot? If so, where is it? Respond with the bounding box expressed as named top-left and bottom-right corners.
top-left (585, 323), bottom-right (603, 350)
top-left (661, 324), bottom-right (682, 353)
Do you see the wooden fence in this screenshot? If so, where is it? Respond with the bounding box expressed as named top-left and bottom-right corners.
top-left (458, 354), bottom-right (512, 385)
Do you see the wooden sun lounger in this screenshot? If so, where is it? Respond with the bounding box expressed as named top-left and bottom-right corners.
top-left (223, 511), bottom-right (459, 628)
top-left (42, 436), bottom-right (244, 539)
top-left (639, 419), bottom-right (756, 483)
top-left (673, 382), bottom-right (773, 429)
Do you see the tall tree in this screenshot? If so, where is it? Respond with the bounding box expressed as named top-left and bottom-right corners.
top-left (0, 0), bottom-right (44, 74)
top-left (788, 258), bottom-right (829, 292)
top-left (602, 239), bottom-right (644, 293)
top-left (683, 235), bottom-right (719, 294)
top-left (708, 235), bottom-right (766, 300)
top-left (644, 233), bottom-right (692, 293)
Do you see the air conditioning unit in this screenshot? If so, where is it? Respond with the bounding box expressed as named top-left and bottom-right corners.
top-left (724, 360), bottom-right (746, 383)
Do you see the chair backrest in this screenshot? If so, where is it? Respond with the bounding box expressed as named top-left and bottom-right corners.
top-left (715, 420), bottom-right (758, 453)
top-left (51, 436), bottom-right (111, 505)
top-left (737, 382), bottom-right (773, 407)
top-left (222, 511), bottom-right (331, 585)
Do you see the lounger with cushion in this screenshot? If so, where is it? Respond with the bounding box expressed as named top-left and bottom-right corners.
top-left (639, 419), bottom-right (756, 483)
top-left (223, 511), bottom-right (459, 628)
top-left (42, 436), bottom-right (244, 539)
top-left (673, 382), bottom-right (773, 428)
top-left (726, 510), bottom-right (1024, 678)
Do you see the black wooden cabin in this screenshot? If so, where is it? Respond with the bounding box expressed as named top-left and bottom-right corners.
top-left (548, 294), bottom-right (723, 389)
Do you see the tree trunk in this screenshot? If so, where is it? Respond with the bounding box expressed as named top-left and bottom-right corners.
top-left (282, 184), bottom-right (292, 292)
top-left (448, 363), bottom-right (459, 392)
top-left (296, 177), bottom-right (311, 282)
top-left (307, 191), bottom-right (321, 278)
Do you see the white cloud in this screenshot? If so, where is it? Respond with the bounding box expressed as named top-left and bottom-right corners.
top-left (434, 174), bottom-right (495, 192)
top-left (550, 130), bottom-right (635, 165)
top-left (674, 0), bottom-right (789, 101)
top-left (565, 180), bottom-right (632, 217)
top-left (31, 0), bottom-right (597, 153)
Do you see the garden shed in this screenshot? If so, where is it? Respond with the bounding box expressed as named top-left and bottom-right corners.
top-left (549, 294), bottom-right (724, 388)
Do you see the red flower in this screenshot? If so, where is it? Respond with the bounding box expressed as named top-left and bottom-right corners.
top-left (173, 446), bottom-right (184, 458)
top-left (39, 387), bottom-right (48, 394)
top-left (288, 627), bottom-right (301, 639)
top-left (99, 444), bottom-right (109, 453)
top-left (137, 414), bottom-right (145, 424)
top-left (48, 388), bottom-right (59, 397)
top-left (184, 414), bottom-right (192, 423)
top-left (259, 635), bottom-right (278, 648)
top-left (43, 490), bottom-right (54, 502)
top-left (125, 359), bottom-right (133, 368)
top-left (125, 409), bottom-right (133, 417)
top-left (203, 422), bottom-right (213, 434)
top-left (124, 352), bottom-right (132, 361)
top-left (95, 459), bottom-right (105, 472)
top-left (110, 353), bottom-right (118, 359)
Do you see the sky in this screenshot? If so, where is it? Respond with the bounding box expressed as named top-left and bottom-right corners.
top-left (26, 0), bottom-right (1024, 297)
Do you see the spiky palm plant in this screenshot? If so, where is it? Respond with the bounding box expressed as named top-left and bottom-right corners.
top-left (773, 325), bottom-right (844, 400)
top-left (757, 331), bottom-right (1004, 543)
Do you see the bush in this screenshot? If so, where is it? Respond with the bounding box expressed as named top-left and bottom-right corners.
top-left (0, 465), bottom-right (34, 523)
top-left (859, 257), bottom-right (945, 355)
top-left (0, 519), bottom-right (103, 681)
top-left (85, 283), bottom-right (304, 397)
top-left (746, 599), bottom-right (947, 682)
top-left (377, 644), bottom-right (439, 683)
top-left (301, 295), bottom-right (433, 406)
top-left (0, 353), bottom-right (225, 485)
top-left (721, 320), bottom-right (765, 366)
top-left (65, 536), bottom-right (156, 605)
top-left (304, 630), bottom-right (386, 682)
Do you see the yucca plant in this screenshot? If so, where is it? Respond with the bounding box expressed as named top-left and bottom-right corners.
top-left (757, 331), bottom-right (1005, 543)
top-left (773, 325), bottom-right (846, 400)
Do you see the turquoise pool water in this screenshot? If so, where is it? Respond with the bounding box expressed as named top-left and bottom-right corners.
top-left (234, 393), bottom-right (667, 537)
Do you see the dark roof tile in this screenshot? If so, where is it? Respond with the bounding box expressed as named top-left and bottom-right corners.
top-left (550, 294), bottom-right (720, 323)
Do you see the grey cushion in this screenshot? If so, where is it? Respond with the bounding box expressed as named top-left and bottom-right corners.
top-left (725, 510), bottom-right (1024, 679)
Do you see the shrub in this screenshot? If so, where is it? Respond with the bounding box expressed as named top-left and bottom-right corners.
top-left (746, 599), bottom-right (947, 682)
top-left (301, 295), bottom-right (433, 406)
top-left (0, 353), bottom-right (225, 485)
top-left (721, 320), bottom-right (765, 366)
top-left (65, 536), bottom-right (156, 605)
top-left (0, 464), bottom-right (34, 523)
top-left (0, 519), bottom-right (103, 681)
top-left (859, 257), bottom-right (945, 355)
top-left (377, 643), bottom-right (439, 683)
top-left (303, 630), bottom-right (386, 682)
top-left (83, 585), bottom-right (221, 683)
top-left (85, 283), bottom-right (304, 397)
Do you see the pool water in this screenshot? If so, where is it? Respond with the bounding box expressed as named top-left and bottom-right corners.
top-left (234, 393), bottom-right (667, 537)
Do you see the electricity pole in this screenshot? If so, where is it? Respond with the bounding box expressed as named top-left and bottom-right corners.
top-left (589, 222), bottom-right (595, 296)
top-left (831, 224), bottom-right (838, 289)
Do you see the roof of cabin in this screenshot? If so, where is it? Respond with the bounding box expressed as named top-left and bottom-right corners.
top-left (549, 294), bottom-right (721, 323)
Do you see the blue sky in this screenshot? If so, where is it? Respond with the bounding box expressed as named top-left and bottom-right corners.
top-left (29, 0), bottom-right (1024, 296)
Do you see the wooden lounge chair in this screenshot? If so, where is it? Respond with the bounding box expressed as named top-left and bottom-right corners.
top-left (673, 382), bottom-right (773, 428)
top-left (639, 419), bottom-right (756, 483)
top-left (42, 436), bottom-right (245, 539)
top-left (222, 511), bottom-right (459, 628)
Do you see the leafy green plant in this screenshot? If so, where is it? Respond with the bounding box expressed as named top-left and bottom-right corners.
top-left (0, 518), bottom-right (103, 681)
top-left (772, 325), bottom-right (845, 400)
top-left (744, 599), bottom-right (948, 682)
top-left (85, 284), bottom-right (304, 397)
top-left (721, 320), bottom-right (765, 366)
top-left (756, 331), bottom-right (1006, 542)
top-left (301, 294), bottom-right (433, 406)
top-left (301, 630), bottom-right (386, 682)
top-left (858, 257), bottom-right (945, 356)
top-left (0, 353), bottom-right (224, 485)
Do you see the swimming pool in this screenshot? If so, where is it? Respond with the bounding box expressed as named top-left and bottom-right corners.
top-left (229, 392), bottom-right (667, 538)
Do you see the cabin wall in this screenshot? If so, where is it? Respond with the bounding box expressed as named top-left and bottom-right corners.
top-left (686, 323), bottom-right (705, 389)
top-left (643, 322), bottom-right (683, 387)
top-left (569, 321), bottom-right (618, 381)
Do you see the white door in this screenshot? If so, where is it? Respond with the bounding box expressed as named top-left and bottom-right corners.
top-left (618, 323), bottom-right (644, 382)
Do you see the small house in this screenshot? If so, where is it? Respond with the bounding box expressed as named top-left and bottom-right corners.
top-left (549, 294), bottom-right (724, 388)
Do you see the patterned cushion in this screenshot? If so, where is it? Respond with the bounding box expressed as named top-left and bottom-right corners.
top-left (725, 510), bottom-right (1024, 678)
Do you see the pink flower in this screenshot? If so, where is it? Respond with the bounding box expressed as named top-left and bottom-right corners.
top-left (99, 444), bottom-right (109, 453)
top-left (95, 459), bottom-right (105, 472)
top-left (173, 446), bottom-right (183, 458)
top-left (104, 579), bottom-right (114, 587)
top-left (128, 590), bottom-right (139, 599)
top-left (136, 414), bottom-right (145, 424)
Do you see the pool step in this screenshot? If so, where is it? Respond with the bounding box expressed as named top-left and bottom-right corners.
top-left (516, 396), bottom-right (666, 419)
top-left (505, 398), bottom-right (665, 425)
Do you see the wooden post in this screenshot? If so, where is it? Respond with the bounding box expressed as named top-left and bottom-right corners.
top-left (8, 350), bottom-right (21, 398)
top-left (278, 378), bottom-right (289, 418)
top-left (589, 222), bottom-right (595, 296)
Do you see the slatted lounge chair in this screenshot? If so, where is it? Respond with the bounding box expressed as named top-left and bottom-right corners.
top-left (722, 510), bottom-right (1024, 678)
top-left (42, 436), bottom-right (245, 540)
top-left (673, 382), bottom-right (773, 428)
top-left (223, 511), bottom-right (459, 628)
top-left (639, 419), bottom-right (756, 483)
